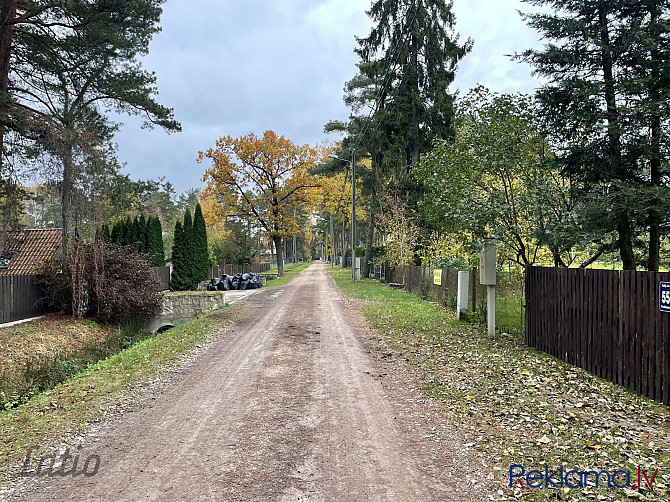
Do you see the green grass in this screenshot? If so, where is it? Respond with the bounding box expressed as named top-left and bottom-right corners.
top-left (0, 305), bottom-right (244, 486)
top-left (329, 267), bottom-right (670, 501)
top-left (265, 261), bottom-right (312, 287)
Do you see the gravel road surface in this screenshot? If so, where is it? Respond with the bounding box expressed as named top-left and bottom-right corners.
top-left (7, 263), bottom-right (493, 501)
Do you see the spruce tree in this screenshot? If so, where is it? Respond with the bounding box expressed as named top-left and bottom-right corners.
top-left (192, 203), bottom-right (209, 282)
top-left (354, 0), bottom-right (472, 167)
top-left (519, 0), bottom-right (670, 270)
top-left (328, 0), bottom-right (471, 275)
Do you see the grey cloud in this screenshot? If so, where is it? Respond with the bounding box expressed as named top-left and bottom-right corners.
top-left (115, 0), bottom-right (542, 192)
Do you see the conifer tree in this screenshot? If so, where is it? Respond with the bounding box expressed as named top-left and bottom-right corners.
top-left (519, 0), bottom-right (670, 270)
top-left (192, 203), bottom-right (209, 282)
top-left (171, 209), bottom-right (196, 290)
top-left (150, 216), bottom-right (165, 267)
top-left (110, 221), bottom-right (120, 245)
top-left (138, 214), bottom-right (148, 253)
top-left (170, 220), bottom-right (188, 290)
top-left (123, 217), bottom-right (132, 246)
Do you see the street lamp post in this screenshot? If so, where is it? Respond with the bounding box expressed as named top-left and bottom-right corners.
top-left (328, 151), bottom-right (356, 282)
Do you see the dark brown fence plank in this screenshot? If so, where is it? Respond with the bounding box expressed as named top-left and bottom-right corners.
top-left (526, 266), bottom-right (670, 406)
top-left (0, 274), bottom-right (52, 324)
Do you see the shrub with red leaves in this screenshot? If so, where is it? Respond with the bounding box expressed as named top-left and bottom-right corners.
top-left (39, 243), bottom-right (162, 323)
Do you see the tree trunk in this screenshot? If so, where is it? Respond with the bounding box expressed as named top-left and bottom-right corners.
top-left (273, 235), bottom-right (284, 276)
top-left (598, 5), bottom-right (635, 270)
top-left (329, 214), bottom-right (334, 266)
top-left (0, 1), bottom-right (17, 254)
top-left (648, 112), bottom-right (661, 271)
top-left (647, 4), bottom-right (661, 272)
top-left (61, 143), bottom-right (74, 253)
top-left (362, 200), bottom-right (375, 279)
top-left (341, 219), bottom-right (347, 268)
top-left (409, 32), bottom-right (420, 167)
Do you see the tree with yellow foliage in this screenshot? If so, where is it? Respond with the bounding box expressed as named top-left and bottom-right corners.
top-left (319, 171), bottom-right (366, 266)
top-left (198, 130), bottom-right (320, 276)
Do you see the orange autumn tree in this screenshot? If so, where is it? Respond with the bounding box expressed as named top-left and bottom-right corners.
top-left (197, 130), bottom-right (320, 276)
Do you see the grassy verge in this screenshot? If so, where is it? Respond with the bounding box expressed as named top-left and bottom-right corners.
top-left (0, 317), bottom-right (115, 377)
top-left (266, 261), bottom-right (312, 287)
top-left (1, 317), bottom-right (151, 410)
top-left (0, 305), bottom-right (243, 486)
top-left (329, 267), bottom-right (670, 502)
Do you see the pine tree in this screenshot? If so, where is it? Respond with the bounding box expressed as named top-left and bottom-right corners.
top-left (192, 203), bottom-right (209, 282)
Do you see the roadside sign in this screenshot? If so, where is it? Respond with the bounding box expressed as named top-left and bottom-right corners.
top-left (660, 282), bottom-right (670, 313)
top-left (434, 269), bottom-right (442, 286)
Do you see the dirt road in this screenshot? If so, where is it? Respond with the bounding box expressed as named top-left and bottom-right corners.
top-left (8, 263), bottom-right (493, 501)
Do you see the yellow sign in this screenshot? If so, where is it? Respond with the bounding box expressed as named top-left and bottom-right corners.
top-left (434, 269), bottom-right (442, 286)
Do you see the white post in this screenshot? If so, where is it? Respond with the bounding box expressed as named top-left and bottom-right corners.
top-left (487, 285), bottom-right (495, 337)
top-left (457, 270), bottom-right (469, 320)
top-left (480, 243), bottom-right (497, 338)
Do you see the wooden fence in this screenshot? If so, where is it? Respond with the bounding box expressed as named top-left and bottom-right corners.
top-left (209, 263), bottom-right (272, 278)
top-left (377, 263), bottom-right (490, 313)
top-left (0, 275), bottom-right (52, 324)
top-left (151, 266), bottom-right (171, 291)
top-left (525, 267), bottom-right (670, 406)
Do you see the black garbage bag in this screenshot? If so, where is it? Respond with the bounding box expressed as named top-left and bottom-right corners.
top-left (245, 273), bottom-right (262, 289)
top-left (231, 273), bottom-right (242, 290)
top-left (242, 273), bottom-right (251, 281)
top-left (247, 279), bottom-right (262, 289)
top-left (207, 277), bottom-right (220, 291)
top-left (216, 275), bottom-right (231, 291)
top-left (239, 279), bottom-right (249, 290)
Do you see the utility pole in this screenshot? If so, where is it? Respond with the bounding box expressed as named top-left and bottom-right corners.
top-left (351, 149), bottom-right (356, 282)
top-left (329, 214), bottom-right (334, 267)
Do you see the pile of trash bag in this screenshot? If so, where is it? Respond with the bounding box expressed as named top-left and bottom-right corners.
top-left (207, 273), bottom-right (263, 291)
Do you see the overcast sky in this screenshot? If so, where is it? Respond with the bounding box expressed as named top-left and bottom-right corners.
top-left (112, 0), bottom-right (545, 194)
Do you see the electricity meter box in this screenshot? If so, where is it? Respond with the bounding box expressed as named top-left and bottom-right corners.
top-left (479, 243), bottom-right (496, 286)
